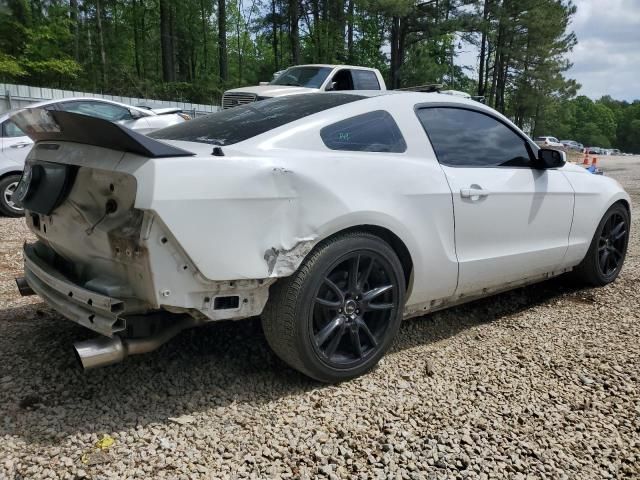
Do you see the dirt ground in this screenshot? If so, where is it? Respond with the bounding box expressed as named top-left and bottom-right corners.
top-left (0, 156), bottom-right (638, 479)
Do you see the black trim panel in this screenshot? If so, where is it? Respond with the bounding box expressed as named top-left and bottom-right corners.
top-left (9, 108), bottom-right (194, 158)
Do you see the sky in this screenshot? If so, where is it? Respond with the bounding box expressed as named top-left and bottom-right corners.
top-left (456, 0), bottom-right (640, 102)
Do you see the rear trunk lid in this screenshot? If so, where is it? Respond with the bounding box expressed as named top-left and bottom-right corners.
top-left (9, 109), bottom-right (196, 315)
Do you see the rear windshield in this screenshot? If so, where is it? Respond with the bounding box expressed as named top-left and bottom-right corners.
top-left (150, 94), bottom-right (364, 146)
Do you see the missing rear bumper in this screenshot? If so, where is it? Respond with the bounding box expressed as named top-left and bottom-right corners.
top-left (22, 243), bottom-right (127, 336)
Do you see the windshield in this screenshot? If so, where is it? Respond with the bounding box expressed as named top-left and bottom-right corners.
top-left (150, 93), bottom-right (364, 146)
top-left (270, 66), bottom-right (332, 88)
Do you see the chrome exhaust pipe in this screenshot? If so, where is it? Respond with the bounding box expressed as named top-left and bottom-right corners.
top-left (74, 316), bottom-right (198, 370)
top-left (74, 336), bottom-right (126, 369)
top-left (15, 277), bottom-right (35, 296)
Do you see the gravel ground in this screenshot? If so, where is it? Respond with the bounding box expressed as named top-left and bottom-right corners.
top-left (1, 157), bottom-right (639, 480)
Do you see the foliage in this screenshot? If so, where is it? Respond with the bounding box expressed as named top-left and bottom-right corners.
top-left (538, 95), bottom-right (640, 152)
top-left (0, 0), bottom-right (636, 151)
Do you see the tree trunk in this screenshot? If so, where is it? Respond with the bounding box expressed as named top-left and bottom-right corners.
top-left (333, 0), bottom-right (347, 62)
top-left (390, 16), bottom-right (400, 89)
top-left (489, 20), bottom-right (502, 108)
top-left (271, 0), bottom-right (279, 71)
top-left (321, 0), bottom-right (328, 62)
top-left (311, 0), bottom-right (320, 62)
top-left (95, 0), bottom-right (107, 88)
top-left (236, 4), bottom-right (242, 83)
top-left (169, 3), bottom-right (176, 78)
top-left (200, 0), bottom-right (208, 74)
top-left (160, 0), bottom-right (175, 82)
top-left (484, 41), bottom-right (492, 98)
top-left (132, 0), bottom-right (141, 77)
top-left (347, 0), bottom-right (354, 62)
top-left (69, 0), bottom-right (79, 62)
top-left (87, 17), bottom-right (97, 92)
top-left (477, 0), bottom-right (489, 96)
top-left (217, 0), bottom-right (227, 82)
top-left (389, 16), bottom-right (406, 89)
top-left (290, 0), bottom-right (300, 64)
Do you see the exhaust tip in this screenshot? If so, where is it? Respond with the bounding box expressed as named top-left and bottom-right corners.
top-left (74, 336), bottom-right (127, 370)
top-left (15, 277), bottom-right (35, 297)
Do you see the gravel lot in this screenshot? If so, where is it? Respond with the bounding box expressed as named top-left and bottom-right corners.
top-left (1, 157), bottom-right (639, 479)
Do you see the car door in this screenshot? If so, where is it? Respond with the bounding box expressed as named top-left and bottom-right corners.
top-left (416, 106), bottom-right (574, 295)
top-left (326, 69), bottom-right (355, 91)
top-left (0, 119), bottom-right (32, 167)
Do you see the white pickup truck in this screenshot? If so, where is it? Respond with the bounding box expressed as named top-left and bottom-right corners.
top-left (222, 64), bottom-right (387, 109)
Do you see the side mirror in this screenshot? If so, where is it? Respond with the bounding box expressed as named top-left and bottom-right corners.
top-left (325, 81), bottom-right (337, 91)
top-left (129, 108), bottom-right (144, 120)
top-left (259, 81), bottom-right (269, 86)
top-left (537, 148), bottom-right (566, 169)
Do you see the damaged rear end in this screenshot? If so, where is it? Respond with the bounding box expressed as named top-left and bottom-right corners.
top-left (11, 108), bottom-right (279, 368)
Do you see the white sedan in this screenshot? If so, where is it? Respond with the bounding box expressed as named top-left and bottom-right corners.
top-left (534, 136), bottom-right (565, 149)
top-left (11, 92), bottom-right (630, 382)
top-left (0, 97), bottom-right (189, 217)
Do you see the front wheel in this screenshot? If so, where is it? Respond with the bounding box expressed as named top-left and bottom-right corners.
top-left (572, 202), bottom-right (630, 286)
top-left (0, 174), bottom-right (24, 217)
top-left (262, 232), bottom-right (406, 383)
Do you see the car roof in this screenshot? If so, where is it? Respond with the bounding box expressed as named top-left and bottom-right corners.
top-left (284, 64), bottom-right (380, 71)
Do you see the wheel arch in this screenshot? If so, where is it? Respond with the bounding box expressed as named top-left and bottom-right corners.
top-left (0, 170), bottom-right (23, 182)
top-left (306, 224), bottom-right (414, 294)
top-left (614, 198), bottom-right (631, 216)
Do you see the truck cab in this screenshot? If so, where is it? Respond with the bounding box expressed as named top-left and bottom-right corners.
top-left (222, 64), bottom-right (386, 109)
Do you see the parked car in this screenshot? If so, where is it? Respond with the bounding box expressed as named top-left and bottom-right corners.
top-left (534, 136), bottom-right (565, 149)
top-left (587, 147), bottom-right (602, 155)
top-left (561, 140), bottom-right (584, 151)
top-left (0, 97), bottom-right (188, 217)
top-left (222, 64), bottom-right (386, 109)
top-left (12, 92), bottom-right (630, 382)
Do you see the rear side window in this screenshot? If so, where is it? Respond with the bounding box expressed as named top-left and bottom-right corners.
top-left (150, 93), bottom-right (364, 146)
top-left (417, 107), bottom-right (532, 167)
top-left (352, 70), bottom-right (381, 90)
top-left (321, 110), bottom-right (406, 153)
top-left (60, 101), bottom-right (133, 121)
top-left (2, 120), bottom-right (25, 138)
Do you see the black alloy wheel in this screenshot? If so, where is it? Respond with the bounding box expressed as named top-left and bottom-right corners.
top-left (262, 232), bottom-right (406, 382)
top-left (573, 202), bottom-right (630, 286)
top-left (597, 211), bottom-right (627, 278)
top-left (311, 252), bottom-right (398, 368)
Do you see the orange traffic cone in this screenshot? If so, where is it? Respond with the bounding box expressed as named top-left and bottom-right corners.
top-left (591, 156), bottom-right (598, 168)
top-left (582, 149), bottom-right (590, 165)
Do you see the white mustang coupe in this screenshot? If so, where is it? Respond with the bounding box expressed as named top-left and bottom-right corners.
top-left (11, 92), bottom-right (630, 382)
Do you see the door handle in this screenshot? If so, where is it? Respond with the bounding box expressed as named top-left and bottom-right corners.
top-left (10, 142), bottom-right (31, 149)
top-left (460, 187), bottom-right (491, 198)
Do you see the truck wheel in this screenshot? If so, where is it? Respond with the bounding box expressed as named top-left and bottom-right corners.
top-left (0, 174), bottom-right (24, 217)
top-left (262, 232), bottom-right (405, 383)
top-left (572, 202), bottom-right (629, 286)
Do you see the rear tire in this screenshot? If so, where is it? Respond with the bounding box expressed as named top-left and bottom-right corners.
top-left (262, 232), bottom-right (405, 383)
top-left (0, 174), bottom-right (24, 217)
top-left (572, 202), bottom-right (629, 286)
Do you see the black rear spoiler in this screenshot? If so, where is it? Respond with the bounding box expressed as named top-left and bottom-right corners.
top-left (10, 108), bottom-right (194, 158)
